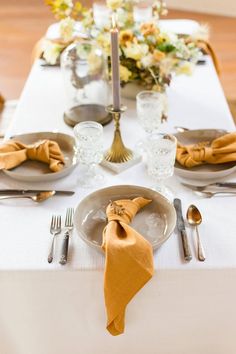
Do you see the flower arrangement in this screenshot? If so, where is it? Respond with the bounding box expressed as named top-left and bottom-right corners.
top-left (44, 0), bottom-right (202, 92)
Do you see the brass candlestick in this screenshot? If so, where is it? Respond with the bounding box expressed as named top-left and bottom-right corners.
top-left (104, 105), bottom-right (133, 163)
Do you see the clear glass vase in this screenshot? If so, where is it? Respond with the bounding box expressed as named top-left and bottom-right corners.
top-left (61, 40), bottom-right (111, 127)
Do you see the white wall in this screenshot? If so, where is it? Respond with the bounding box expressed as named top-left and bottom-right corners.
top-left (167, 0), bottom-right (236, 17)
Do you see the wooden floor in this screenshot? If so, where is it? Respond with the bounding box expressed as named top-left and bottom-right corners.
top-left (1, 0), bottom-right (236, 101)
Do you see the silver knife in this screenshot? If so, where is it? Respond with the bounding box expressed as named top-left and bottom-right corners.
top-left (181, 182), bottom-right (236, 191)
top-left (174, 198), bottom-right (192, 262)
top-left (0, 189), bottom-right (74, 196)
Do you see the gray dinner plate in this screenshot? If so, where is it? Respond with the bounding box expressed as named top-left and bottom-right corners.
top-left (3, 131), bottom-right (78, 182)
top-left (74, 185), bottom-right (176, 253)
top-left (175, 129), bottom-right (236, 180)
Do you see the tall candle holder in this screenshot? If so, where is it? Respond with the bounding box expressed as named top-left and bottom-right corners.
top-left (104, 105), bottom-right (133, 163)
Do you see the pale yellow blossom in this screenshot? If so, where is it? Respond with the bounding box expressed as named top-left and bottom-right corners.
top-left (175, 62), bottom-right (194, 75)
top-left (120, 65), bottom-right (132, 82)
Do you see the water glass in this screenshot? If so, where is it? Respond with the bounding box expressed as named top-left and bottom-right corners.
top-left (133, 1), bottom-right (153, 23)
top-left (93, 3), bottom-right (111, 29)
top-left (146, 133), bottom-right (177, 199)
top-left (136, 91), bottom-right (163, 135)
top-left (74, 121), bottom-right (104, 187)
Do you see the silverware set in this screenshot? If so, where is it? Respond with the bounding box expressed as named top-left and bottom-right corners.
top-left (48, 208), bottom-right (74, 264)
top-left (0, 189), bottom-right (74, 202)
top-left (174, 198), bottom-right (205, 262)
top-left (182, 182), bottom-right (236, 197)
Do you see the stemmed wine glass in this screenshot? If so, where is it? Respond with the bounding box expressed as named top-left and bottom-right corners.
top-left (74, 121), bottom-right (104, 188)
top-left (136, 91), bottom-right (164, 152)
top-left (146, 133), bottom-right (177, 200)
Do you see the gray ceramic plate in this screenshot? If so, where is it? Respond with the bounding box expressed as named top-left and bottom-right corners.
top-left (74, 185), bottom-right (176, 252)
top-left (175, 129), bottom-right (236, 180)
top-left (3, 132), bottom-right (78, 182)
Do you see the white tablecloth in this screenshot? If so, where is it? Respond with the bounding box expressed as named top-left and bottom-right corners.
top-left (1, 32), bottom-right (236, 353)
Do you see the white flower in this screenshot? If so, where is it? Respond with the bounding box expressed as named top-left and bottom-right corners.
top-left (141, 53), bottom-right (154, 68)
top-left (106, 0), bottom-right (123, 10)
top-left (159, 30), bottom-right (178, 45)
top-left (124, 43), bottom-right (149, 60)
top-left (192, 24), bottom-right (210, 41)
top-left (59, 17), bottom-right (75, 41)
top-left (43, 40), bottom-right (63, 65)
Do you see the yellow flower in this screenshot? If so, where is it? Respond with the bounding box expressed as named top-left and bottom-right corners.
top-left (175, 62), bottom-right (194, 75)
top-left (119, 30), bottom-right (134, 46)
top-left (106, 0), bottom-right (123, 11)
top-left (124, 43), bottom-right (149, 61)
top-left (140, 22), bottom-right (159, 37)
top-left (153, 49), bottom-right (166, 62)
top-left (120, 65), bottom-right (132, 82)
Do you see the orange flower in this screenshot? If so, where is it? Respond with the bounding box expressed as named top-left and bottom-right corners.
top-left (140, 22), bottom-right (159, 36)
top-left (153, 49), bottom-right (166, 62)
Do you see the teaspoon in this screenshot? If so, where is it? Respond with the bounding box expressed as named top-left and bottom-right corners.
top-left (186, 204), bottom-right (206, 261)
top-left (0, 191), bottom-right (55, 202)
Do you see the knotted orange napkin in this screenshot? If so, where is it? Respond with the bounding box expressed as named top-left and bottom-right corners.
top-left (102, 197), bottom-right (154, 336)
top-left (176, 132), bottom-right (236, 168)
top-left (0, 139), bottom-right (65, 172)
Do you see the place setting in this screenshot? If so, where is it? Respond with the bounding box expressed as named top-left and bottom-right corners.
top-left (1, 0), bottom-right (236, 344)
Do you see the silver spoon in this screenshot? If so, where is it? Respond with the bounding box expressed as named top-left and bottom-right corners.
top-left (0, 191), bottom-right (55, 202)
top-left (186, 204), bottom-right (206, 261)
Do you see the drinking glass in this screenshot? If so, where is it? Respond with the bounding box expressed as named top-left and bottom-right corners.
top-left (146, 133), bottom-right (177, 200)
top-left (74, 121), bottom-right (104, 188)
top-left (133, 1), bottom-right (153, 22)
top-left (136, 91), bottom-right (163, 135)
top-left (136, 91), bottom-right (164, 152)
top-left (93, 3), bottom-right (111, 29)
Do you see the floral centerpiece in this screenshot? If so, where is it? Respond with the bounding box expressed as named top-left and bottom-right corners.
top-left (44, 0), bottom-right (202, 93)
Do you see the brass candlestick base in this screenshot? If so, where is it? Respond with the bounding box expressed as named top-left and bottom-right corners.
top-left (104, 105), bottom-right (133, 163)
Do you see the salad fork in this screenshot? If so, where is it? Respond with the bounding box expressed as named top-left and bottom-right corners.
top-left (48, 215), bottom-right (61, 263)
top-left (59, 208), bottom-right (74, 265)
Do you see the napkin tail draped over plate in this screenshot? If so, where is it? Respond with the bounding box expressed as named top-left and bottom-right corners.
top-left (102, 197), bottom-right (154, 336)
top-left (176, 132), bottom-right (236, 168)
top-left (0, 140), bottom-right (65, 172)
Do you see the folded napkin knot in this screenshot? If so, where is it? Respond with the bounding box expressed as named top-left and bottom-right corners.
top-left (0, 139), bottom-right (65, 172)
top-left (176, 132), bottom-right (236, 168)
top-left (106, 199), bottom-right (141, 224)
top-left (102, 197), bottom-right (154, 336)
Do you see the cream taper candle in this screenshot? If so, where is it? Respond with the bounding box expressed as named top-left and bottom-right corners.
top-left (110, 15), bottom-right (121, 111)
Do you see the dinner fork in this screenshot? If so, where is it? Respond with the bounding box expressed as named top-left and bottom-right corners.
top-left (195, 190), bottom-right (236, 198)
top-left (48, 215), bottom-right (61, 263)
top-left (59, 208), bottom-right (74, 265)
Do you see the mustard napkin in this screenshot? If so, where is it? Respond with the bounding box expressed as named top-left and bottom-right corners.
top-left (176, 132), bottom-right (236, 168)
top-left (102, 197), bottom-right (154, 336)
top-left (0, 139), bottom-right (65, 172)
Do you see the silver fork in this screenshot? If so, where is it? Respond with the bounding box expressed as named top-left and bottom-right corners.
top-left (59, 208), bottom-right (74, 265)
top-left (48, 215), bottom-right (61, 263)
